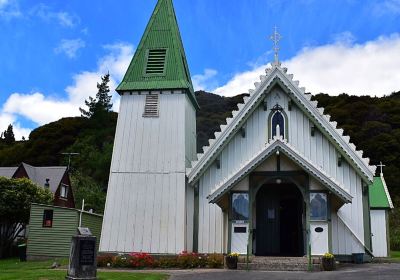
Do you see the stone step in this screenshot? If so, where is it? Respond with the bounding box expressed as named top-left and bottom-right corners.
top-left (237, 257), bottom-right (321, 271)
top-left (237, 262), bottom-right (320, 271)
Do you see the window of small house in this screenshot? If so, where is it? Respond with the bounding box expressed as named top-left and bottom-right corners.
top-left (60, 185), bottom-right (68, 198)
top-left (42, 210), bottom-right (54, 227)
top-left (232, 192), bottom-right (249, 221)
top-left (310, 192), bottom-right (328, 221)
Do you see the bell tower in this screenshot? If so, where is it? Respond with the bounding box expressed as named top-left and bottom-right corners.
top-left (100, 0), bottom-right (198, 254)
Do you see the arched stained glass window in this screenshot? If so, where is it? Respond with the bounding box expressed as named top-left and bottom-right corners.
top-left (272, 111), bottom-right (285, 138)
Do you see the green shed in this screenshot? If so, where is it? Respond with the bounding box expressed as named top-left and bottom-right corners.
top-left (27, 203), bottom-right (103, 259)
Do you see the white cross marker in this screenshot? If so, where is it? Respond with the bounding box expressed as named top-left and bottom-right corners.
top-left (270, 26), bottom-right (282, 63)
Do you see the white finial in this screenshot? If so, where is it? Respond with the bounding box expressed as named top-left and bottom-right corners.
top-left (377, 161), bottom-right (385, 176)
top-left (270, 26), bottom-right (282, 64)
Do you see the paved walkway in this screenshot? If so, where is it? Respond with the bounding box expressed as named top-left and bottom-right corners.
top-left (168, 263), bottom-right (400, 280)
top-left (101, 263), bottom-right (400, 280)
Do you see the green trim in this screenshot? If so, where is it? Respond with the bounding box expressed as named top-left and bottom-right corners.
top-left (363, 183), bottom-right (372, 252)
top-left (193, 183), bottom-right (199, 253)
top-left (386, 210), bottom-right (391, 256)
top-left (328, 193), bottom-right (332, 253)
top-left (305, 176), bottom-right (311, 271)
top-left (227, 191), bottom-right (232, 254)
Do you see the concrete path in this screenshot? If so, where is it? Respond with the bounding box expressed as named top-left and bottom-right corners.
top-left (167, 263), bottom-right (400, 280)
top-left (101, 263), bottom-right (400, 280)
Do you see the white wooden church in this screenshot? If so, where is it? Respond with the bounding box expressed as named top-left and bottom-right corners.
top-left (100, 0), bottom-right (392, 260)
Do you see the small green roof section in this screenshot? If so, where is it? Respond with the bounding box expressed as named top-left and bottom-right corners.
top-left (116, 0), bottom-right (199, 109)
top-left (369, 175), bottom-right (394, 209)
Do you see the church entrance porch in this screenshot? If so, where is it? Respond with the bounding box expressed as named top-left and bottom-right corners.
top-left (255, 183), bottom-right (304, 256)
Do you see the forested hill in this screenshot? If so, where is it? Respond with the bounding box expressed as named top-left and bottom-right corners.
top-left (1, 91), bottom-right (400, 198)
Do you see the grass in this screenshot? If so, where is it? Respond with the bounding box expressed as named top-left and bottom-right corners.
top-left (390, 251), bottom-right (400, 259)
top-left (0, 258), bottom-right (168, 280)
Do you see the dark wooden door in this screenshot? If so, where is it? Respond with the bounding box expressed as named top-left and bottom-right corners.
top-left (255, 184), bottom-right (304, 256)
top-left (256, 186), bottom-right (280, 256)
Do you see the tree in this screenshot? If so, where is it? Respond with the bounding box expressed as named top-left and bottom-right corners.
top-left (0, 177), bottom-right (53, 258)
top-left (70, 171), bottom-right (106, 214)
top-left (3, 124), bottom-right (15, 145)
top-left (79, 73), bottom-right (113, 119)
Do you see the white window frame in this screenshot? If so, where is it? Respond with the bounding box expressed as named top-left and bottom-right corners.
top-left (60, 184), bottom-right (69, 199)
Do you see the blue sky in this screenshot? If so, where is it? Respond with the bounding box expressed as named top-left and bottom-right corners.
top-left (1, 0), bottom-right (400, 139)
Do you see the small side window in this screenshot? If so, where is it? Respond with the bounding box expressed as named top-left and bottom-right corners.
top-left (60, 185), bottom-right (68, 198)
top-left (43, 210), bottom-right (54, 228)
top-left (310, 193), bottom-right (328, 221)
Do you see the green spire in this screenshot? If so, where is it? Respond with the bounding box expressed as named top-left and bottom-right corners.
top-left (117, 0), bottom-right (199, 109)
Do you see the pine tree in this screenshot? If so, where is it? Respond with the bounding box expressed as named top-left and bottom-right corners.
top-left (3, 124), bottom-right (15, 145)
top-left (79, 73), bottom-right (113, 119)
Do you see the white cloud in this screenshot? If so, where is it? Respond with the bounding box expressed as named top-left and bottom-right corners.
top-left (55, 39), bottom-right (86, 58)
top-left (1, 43), bottom-right (134, 140)
top-left (30, 3), bottom-right (79, 27)
top-left (192, 69), bottom-right (218, 91)
top-left (214, 33), bottom-right (400, 97)
top-left (372, 0), bottom-right (400, 16)
top-left (0, 0), bottom-right (21, 20)
top-left (0, 113), bottom-right (30, 140)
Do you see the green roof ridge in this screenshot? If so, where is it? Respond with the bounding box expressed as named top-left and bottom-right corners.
top-left (116, 0), bottom-right (199, 109)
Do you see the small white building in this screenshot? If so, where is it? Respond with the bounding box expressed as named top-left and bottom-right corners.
top-left (100, 0), bottom-right (392, 261)
top-left (369, 172), bottom-right (394, 257)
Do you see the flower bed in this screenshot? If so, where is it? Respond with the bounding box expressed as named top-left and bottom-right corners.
top-left (97, 251), bottom-right (224, 269)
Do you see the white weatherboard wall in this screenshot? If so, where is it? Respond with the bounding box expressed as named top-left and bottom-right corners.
top-left (196, 84), bottom-right (367, 254)
top-left (371, 210), bottom-right (388, 257)
top-left (100, 92), bottom-right (196, 254)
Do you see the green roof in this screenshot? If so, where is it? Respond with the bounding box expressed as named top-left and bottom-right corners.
top-left (116, 0), bottom-right (199, 109)
top-left (369, 176), bottom-right (394, 209)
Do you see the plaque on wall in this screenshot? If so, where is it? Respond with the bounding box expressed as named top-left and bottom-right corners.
top-left (79, 239), bottom-right (96, 266)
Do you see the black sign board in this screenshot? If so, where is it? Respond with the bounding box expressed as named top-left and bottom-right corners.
top-left (79, 239), bottom-right (96, 265)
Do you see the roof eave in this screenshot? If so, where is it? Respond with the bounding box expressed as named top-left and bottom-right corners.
top-left (188, 65), bottom-right (375, 185)
top-left (208, 138), bottom-right (353, 204)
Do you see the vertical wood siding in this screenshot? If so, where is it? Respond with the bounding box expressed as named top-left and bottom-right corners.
top-left (100, 92), bottom-right (194, 254)
top-left (370, 210), bottom-right (389, 257)
top-left (197, 86), bottom-right (367, 254)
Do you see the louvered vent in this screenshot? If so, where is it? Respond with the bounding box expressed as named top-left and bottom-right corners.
top-left (145, 49), bottom-right (167, 75)
top-left (143, 94), bottom-right (159, 118)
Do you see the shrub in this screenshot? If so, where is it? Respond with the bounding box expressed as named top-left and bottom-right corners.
top-left (97, 254), bottom-right (114, 267)
top-left (113, 254), bottom-right (131, 268)
top-left (129, 252), bottom-right (155, 268)
top-left (177, 251), bottom-right (201, 268)
top-left (206, 253), bottom-right (224, 268)
top-left (158, 256), bottom-right (178, 268)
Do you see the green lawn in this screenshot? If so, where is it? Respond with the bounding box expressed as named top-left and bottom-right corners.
top-left (0, 259), bottom-right (168, 280)
top-left (390, 251), bottom-right (400, 259)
